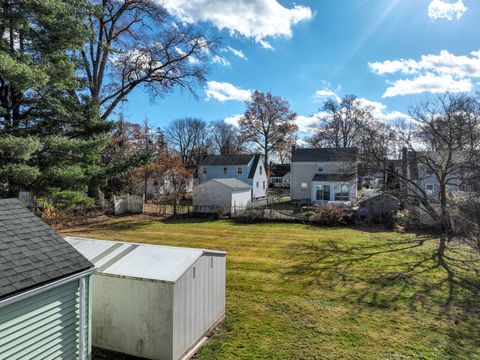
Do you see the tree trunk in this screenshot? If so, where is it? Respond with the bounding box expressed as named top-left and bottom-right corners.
top-left (440, 183), bottom-right (452, 234)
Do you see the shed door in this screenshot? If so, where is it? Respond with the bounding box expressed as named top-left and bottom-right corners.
top-left (0, 280), bottom-right (81, 360)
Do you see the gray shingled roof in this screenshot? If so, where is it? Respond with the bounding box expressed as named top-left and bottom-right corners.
top-left (312, 174), bottom-right (356, 182)
top-left (270, 164), bottom-right (290, 177)
top-left (0, 199), bottom-right (93, 300)
top-left (292, 148), bottom-right (358, 162)
top-left (199, 154), bottom-right (255, 166)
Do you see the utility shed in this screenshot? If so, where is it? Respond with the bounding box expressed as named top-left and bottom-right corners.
top-left (65, 236), bottom-right (227, 360)
top-left (0, 199), bottom-right (94, 360)
top-left (193, 178), bottom-right (251, 214)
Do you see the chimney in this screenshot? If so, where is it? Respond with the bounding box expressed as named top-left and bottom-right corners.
top-left (291, 145), bottom-right (297, 153)
top-left (401, 147), bottom-right (408, 179)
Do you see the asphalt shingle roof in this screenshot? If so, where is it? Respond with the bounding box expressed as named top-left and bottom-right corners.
top-left (0, 199), bottom-right (93, 300)
top-left (199, 154), bottom-right (255, 166)
top-left (292, 148), bottom-right (358, 162)
top-left (312, 174), bottom-right (356, 182)
top-left (270, 164), bottom-right (290, 177)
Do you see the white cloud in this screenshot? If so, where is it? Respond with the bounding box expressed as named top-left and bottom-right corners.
top-left (205, 81), bottom-right (252, 102)
top-left (428, 0), bottom-right (467, 21)
top-left (314, 89), bottom-right (338, 98)
top-left (369, 50), bottom-right (480, 78)
top-left (370, 50), bottom-right (480, 97)
top-left (212, 55), bottom-right (230, 66)
top-left (383, 74), bottom-right (472, 98)
top-left (162, 0), bottom-right (312, 48)
top-left (296, 113), bottom-right (321, 134)
top-left (224, 114), bottom-right (243, 127)
top-left (226, 46), bottom-right (247, 60)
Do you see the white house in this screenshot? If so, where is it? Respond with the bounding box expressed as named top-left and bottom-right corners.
top-left (66, 237), bottom-right (226, 360)
top-left (290, 148), bottom-right (358, 205)
top-left (269, 164), bottom-right (291, 188)
top-left (0, 199), bottom-right (94, 360)
top-left (197, 154), bottom-right (268, 199)
top-left (193, 178), bottom-right (252, 214)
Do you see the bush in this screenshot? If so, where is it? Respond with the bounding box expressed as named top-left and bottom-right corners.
top-left (50, 189), bottom-right (95, 211)
top-left (310, 205), bottom-right (345, 226)
top-left (393, 209), bottom-right (414, 232)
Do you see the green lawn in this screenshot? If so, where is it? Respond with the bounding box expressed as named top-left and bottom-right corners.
top-left (63, 217), bottom-right (480, 360)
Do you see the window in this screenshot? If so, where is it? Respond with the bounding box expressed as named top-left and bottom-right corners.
top-left (238, 167), bottom-right (243, 175)
top-left (260, 166), bottom-right (263, 175)
top-left (223, 167), bottom-right (228, 175)
top-left (202, 167), bottom-right (207, 175)
top-left (316, 185), bottom-right (330, 201)
top-left (426, 184), bottom-right (434, 195)
top-left (263, 181), bottom-right (266, 190)
top-left (317, 164), bottom-right (324, 172)
top-left (335, 185), bottom-right (350, 201)
top-left (256, 182), bottom-right (259, 188)
top-left (301, 183), bottom-right (308, 192)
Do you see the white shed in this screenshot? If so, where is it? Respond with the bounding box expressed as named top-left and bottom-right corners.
top-left (65, 237), bottom-right (226, 360)
top-left (193, 178), bottom-right (252, 214)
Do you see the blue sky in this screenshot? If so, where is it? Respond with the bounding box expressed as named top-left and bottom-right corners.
top-left (122, 0), bottom-right (480, 136)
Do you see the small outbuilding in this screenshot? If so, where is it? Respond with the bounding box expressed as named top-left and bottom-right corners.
top-left (193, 178), bottom-right (252, 214)
top-left (0, 199), bottom-right (94, 360)
top-left (65, 236), bottom-right (226, 360)
top-left (357, 192), bottom-right (400, 219)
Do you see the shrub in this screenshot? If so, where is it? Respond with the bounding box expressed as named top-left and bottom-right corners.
top-left (310, 205), bottom-right (345, 226)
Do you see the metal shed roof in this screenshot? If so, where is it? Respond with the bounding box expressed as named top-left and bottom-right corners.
top-left (65, 237), bottom-right (226, 283)
top-left (211, 178), bottom-right (252, 190)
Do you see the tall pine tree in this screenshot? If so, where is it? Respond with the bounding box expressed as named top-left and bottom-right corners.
top-left (0, 0), bottom-right (113, 198)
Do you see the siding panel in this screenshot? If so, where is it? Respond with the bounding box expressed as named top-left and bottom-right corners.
top-left (0, 280), bottom-right (81, 360)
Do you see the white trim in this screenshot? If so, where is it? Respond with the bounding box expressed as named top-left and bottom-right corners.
top-left (79, 276), bottom-right (88, 360)
top-left (0, 268), bottom-right (95, 309)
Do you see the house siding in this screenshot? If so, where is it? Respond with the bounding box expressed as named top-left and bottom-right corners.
top-left (0, 279), bottom-right (84, 360)
top-left (291, 161), bottom-right (356, 201)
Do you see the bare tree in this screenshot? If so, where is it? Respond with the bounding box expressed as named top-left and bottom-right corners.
top-left (365, 94), bottom-right (480, 237)
top-left (308, 95), bottom-right (373, 149)
top-left (209, 120), bottom-right (244, 155)
top-left (81, 0), bottom-right (218, 120)
top-left (239, 91), bottom-right (298, 174)
top-left (165, 118), bottom-right (209, 166)
top-left (275, 134), bottom-right (298, 165)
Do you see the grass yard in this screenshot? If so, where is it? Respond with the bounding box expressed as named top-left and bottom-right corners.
top-left (62, 216), bottom-right (480, 360)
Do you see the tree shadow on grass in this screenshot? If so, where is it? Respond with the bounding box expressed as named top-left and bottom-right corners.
top-left (283, 234), bottom-right (480, 312)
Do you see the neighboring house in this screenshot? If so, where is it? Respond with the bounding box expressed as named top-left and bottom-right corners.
top-left (197, 154), bottom-right (268, 199)
top-left (193, 178), bottom-right (252, 214)
top-left (141, 176), bottom-right (194, 197)
top-left (66, 236), bottom-right (226, 360)
top-left (0, 199), bottom-right (94, 360)
top-left (269, 164), bottom-right (291, 188)
top-left (290, 148), bottom-right (358, 205)
top-left (396, 150), bottom-right (472, 198)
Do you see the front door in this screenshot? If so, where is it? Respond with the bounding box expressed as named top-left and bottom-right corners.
top-left (316, 185), bottom-right (330, 201)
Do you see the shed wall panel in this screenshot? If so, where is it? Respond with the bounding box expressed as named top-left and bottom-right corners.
top-left (0, 280), bottom-right (81, 360)
top-left (92, 275), bottom-right (173, 360)
top-left (172, 254), bottom-right (226, 359)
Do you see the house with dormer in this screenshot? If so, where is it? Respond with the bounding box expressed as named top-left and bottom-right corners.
top-left (197, 154), bottom-right (268, 199)
top-left (290, 148), bottom-right (358, 205)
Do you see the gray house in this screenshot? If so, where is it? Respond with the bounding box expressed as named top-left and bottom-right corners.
top-left (0, 199), bottom-right (94, 360)
top-left (290, 148), bottom-right (358, 205)
top-left (197, 154), bottom-right (268, 199)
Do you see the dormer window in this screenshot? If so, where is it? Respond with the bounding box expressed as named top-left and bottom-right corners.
top-left (318, 164), bottom-right (324, 172)
top-left (223, 167), bottom-right (228, 175)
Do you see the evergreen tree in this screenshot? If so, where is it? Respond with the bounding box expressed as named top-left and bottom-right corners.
top-left (0, 0), bottom-right (113, 199)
